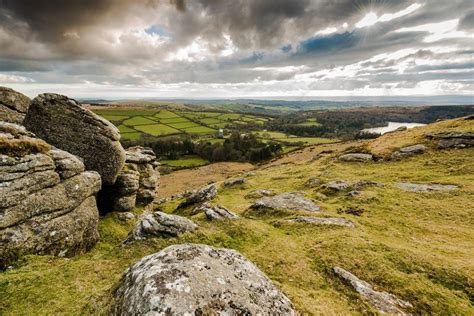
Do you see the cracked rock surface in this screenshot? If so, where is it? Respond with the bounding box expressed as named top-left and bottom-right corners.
top-left (113, 244), bottom-right (296, 315)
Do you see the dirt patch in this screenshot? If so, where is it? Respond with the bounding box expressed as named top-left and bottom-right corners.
top-left (157, 162), bottom-right (254, 198)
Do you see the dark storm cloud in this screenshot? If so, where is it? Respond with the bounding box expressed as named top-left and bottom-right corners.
top-left (0, 0), bottom-right (473, 96)
top-left (459, 10), bottom-right (474, 30)
top-left (0, 0), bottom-right (116, 42)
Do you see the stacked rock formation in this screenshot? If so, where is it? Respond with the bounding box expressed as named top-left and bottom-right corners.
top-left (0, 122), bottom-right (101, 268)
top-left (24, 93), bottom-right (126, 185)
top-left (101, 146), bottom-right (160, 212)
top-left (0, 86), bottom-right (30, 123)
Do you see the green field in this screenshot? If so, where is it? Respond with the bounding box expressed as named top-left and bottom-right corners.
top-left (155, 110), bottom-right (180, 119)
top-left (117, 125), bottom-right (136, 133)
top-left (101, 115), bottom-right (129, 121)
top-left (93, 108), bottom-right (334, 149)
top-left (182, 126), bottom-right (216, 134)
top-left (167, 122), bottom-right (200, 129)
top-left (121, 132), bottom-right (143, 140)
top-left (199, 118), bottom-right (224, 125)
top-left (134, 124), bottom-right (180, 136)
top-left (161, 155), bottom-right (209, 168)
top-left (123, 116), bottom-right (157, 126)
top-left (158, 117), bottom-right (191, 124)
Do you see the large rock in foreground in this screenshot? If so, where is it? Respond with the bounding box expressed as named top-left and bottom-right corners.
top-left (113, 244), bottom-right (296, 315)
top-left (24, 93), bottom-right (125, 185)
top-left (0, 87), bottom-right (30, 123)
top-left (0, 122), bottom-right (101, 267)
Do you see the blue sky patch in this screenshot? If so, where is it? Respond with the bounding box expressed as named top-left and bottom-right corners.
top-left (145, 25), bottom-right (170, 37)
top-left (297, 31), bottom-right (358, 55)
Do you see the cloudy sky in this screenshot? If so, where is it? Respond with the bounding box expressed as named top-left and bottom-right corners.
top-left (0, 0), bottom-right (473, 98)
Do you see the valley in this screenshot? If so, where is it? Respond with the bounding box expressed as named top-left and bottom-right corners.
top-left (2, 110), bottom-right (473, 314)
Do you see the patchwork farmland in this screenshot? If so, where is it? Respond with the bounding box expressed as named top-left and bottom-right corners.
top-left (92, 108), bottom-right (269, 140)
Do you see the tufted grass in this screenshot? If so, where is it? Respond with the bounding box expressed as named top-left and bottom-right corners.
top-left (1, 120), bottom-right (473, 315)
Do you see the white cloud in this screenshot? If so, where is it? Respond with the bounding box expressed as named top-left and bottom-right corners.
top-left (0, 74), bottom-right (34, 83)
top-left (356, 3), bottom-right (423, 28)
top-left (395, 19), bottom-right (470, 42)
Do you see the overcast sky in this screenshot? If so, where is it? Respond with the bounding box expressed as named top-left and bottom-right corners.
top-left (0, 0), bottom-right (473, 99)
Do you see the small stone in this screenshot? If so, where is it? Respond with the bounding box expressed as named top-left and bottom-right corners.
top-left (304, 177), bottom-right (321, 187)
top-left (391, 144), bottom-right (426, 159)
top-left (117, 212), bottom-right (135, 221)
top-left (251, 192), bottom-right (321, 213)
top-left (353, 180), bottom-right (384, 189)
top-left (196, 203), bottom-right (239, 220)
top-left (128, 211), bottom-right (197, 240)
top-left (334, 267), bottom-right (412, 315)
top-left (246, 189), bottom-right (274, 199)
top-left (177, 183), bottom-right (217, 209)
top-left (339, 153), bottom-right (373, 162)
top-left (396, 182), bottom-right (458, 192)
top-left (347, 191), bottom-right (361, 197)
top-left (322, 180), bottom-right (350, 192)
top-left (223, 177), bottom-right (246, 186)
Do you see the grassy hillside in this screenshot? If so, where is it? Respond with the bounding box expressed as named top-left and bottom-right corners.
top-left (1, 118), bottom-right (473, 315)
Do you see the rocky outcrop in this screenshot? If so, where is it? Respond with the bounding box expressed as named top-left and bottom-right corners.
top-left (396, 182), bottom-right (458, 192)
top-left (251, 192), bottom-right (321, 212)
top-left (0, 87), bottom-right (30, 124)
top-left (391, 144), bottom-right (426, 159)
top-left (102, 146), bottom-right (160, 212)
top-left (195, 203), bottom-right (240, 220)
top-left (177, 183), bottom-right (217, 209)
top-left (334, 267), bottom-right (412, 315)
top-left (24, 93), bottom-right (125, 185)
top-left (113, 244), bottom-right (296, 315)
top-left (426, 132), bottom-right (474, 149)
top-left (125, 146), bottom-right (160, 206)
top-left (339, 153), bottom-right (373, 162)
top-left (287, 217), bottom-right (355, 228)
top-left (105, 169), bottom-right (140, 212)
top-left (128, 212), bottom-right (197, 241)
top-left (0, 122), bottom-right (101, 267)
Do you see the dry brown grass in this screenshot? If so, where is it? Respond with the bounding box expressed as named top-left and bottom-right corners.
top-left (157, 162), bottom-right (254, 198)
top-left (0, 137), bottom-right (51, 156)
